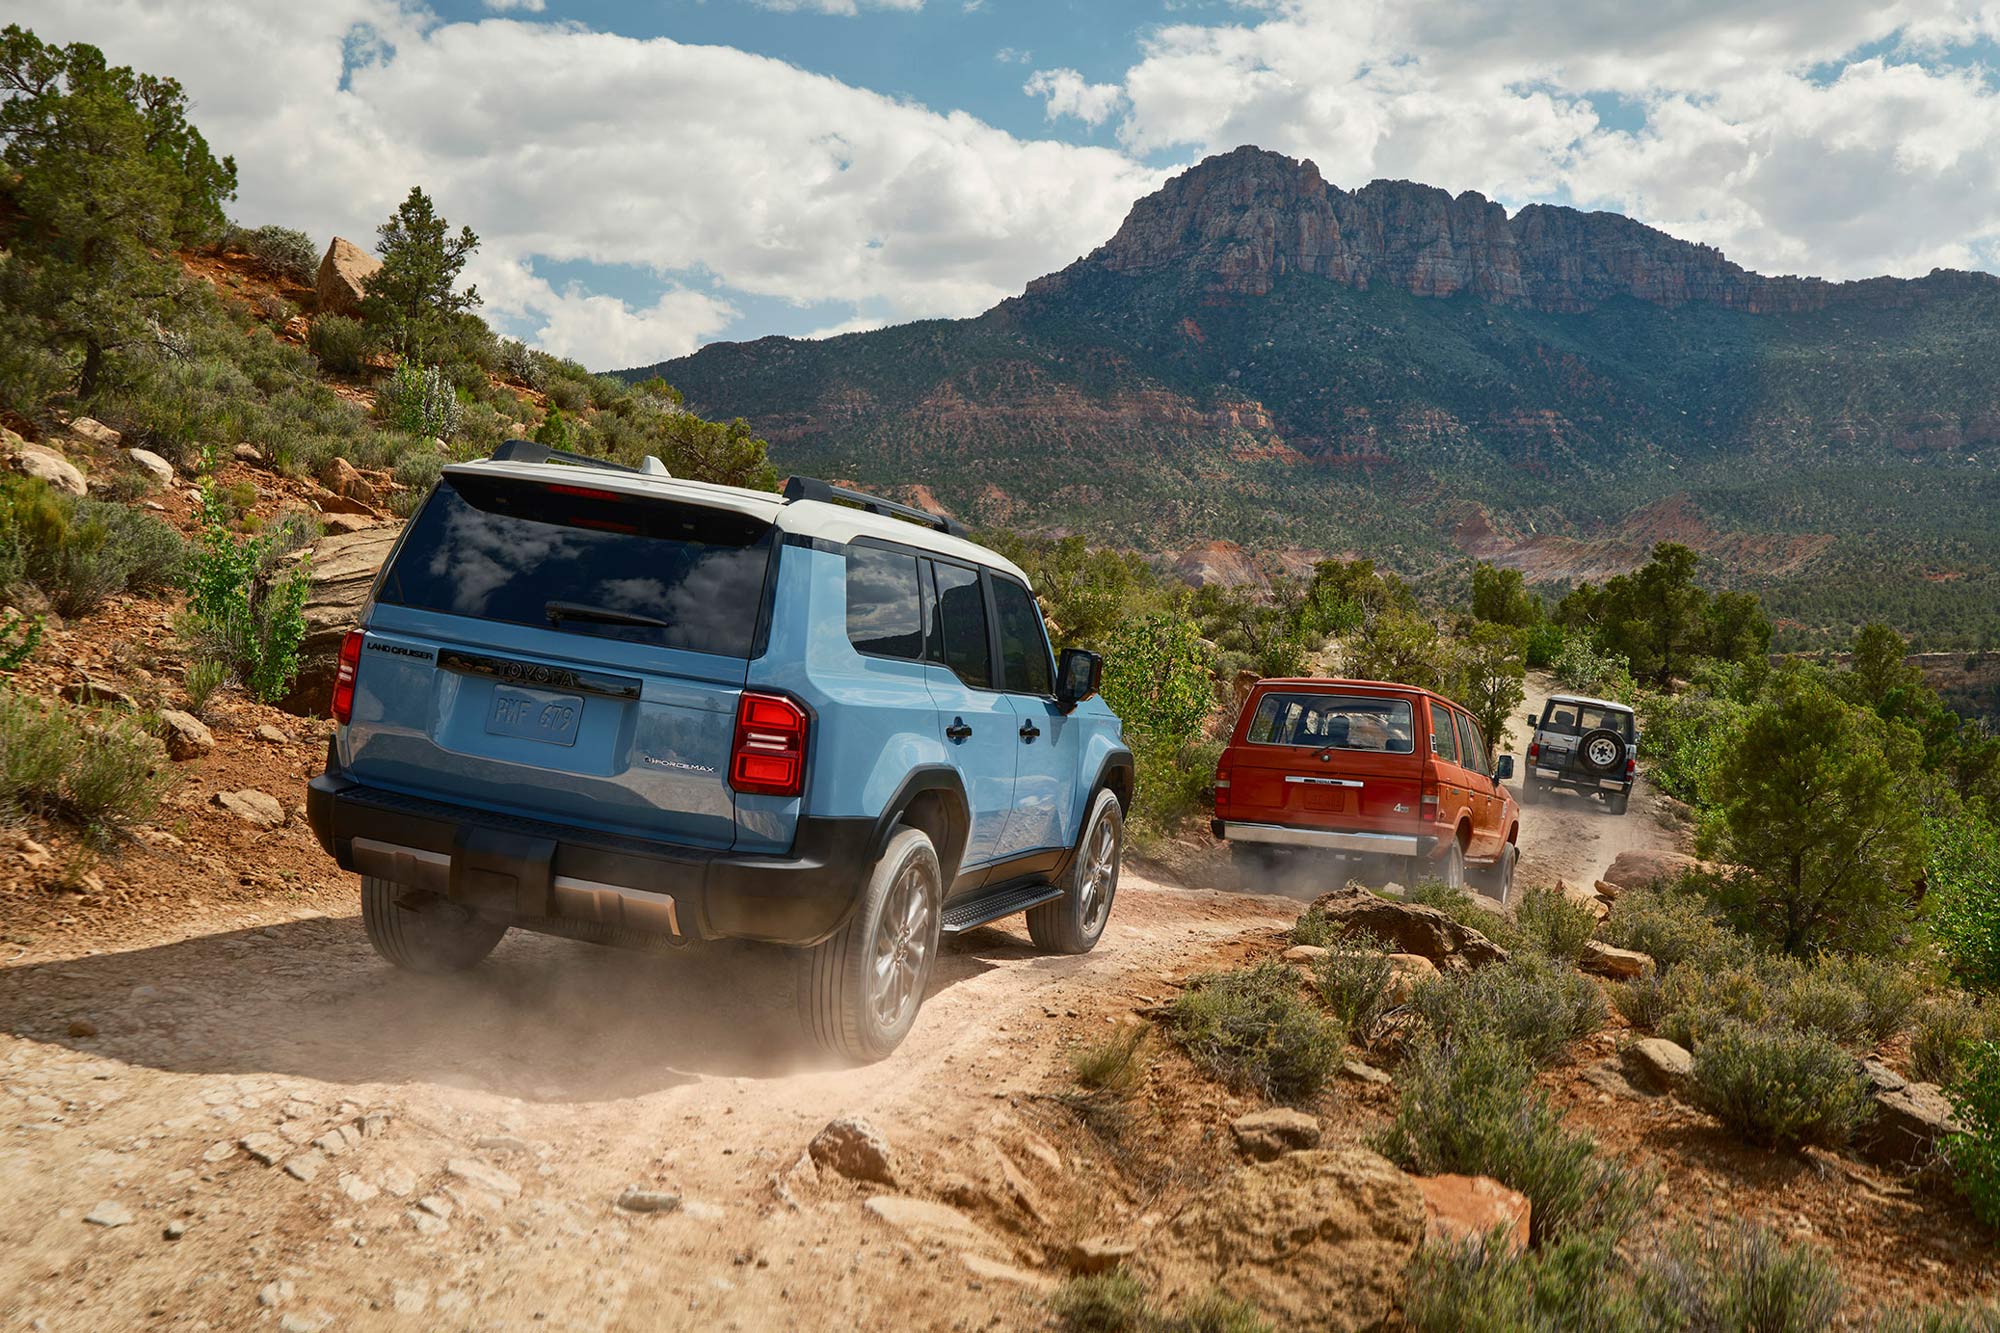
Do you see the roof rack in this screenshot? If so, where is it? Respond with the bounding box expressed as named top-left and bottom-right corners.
top-left (782, 475), bottom-right (966, 537)
top-left (488, 439), bottom-right (672, 477)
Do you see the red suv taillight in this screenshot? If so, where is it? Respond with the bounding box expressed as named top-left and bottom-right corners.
top-left (1528, 741), bottom-right (1539, 763)
top-left (1213, 756), bottom-right (1232, 812)
top-left (330, 630), bottom-right (362, 724)
top-left (1626, 757), bottom-right (1637, 780)
top-left (730, 691), bottom-right (808, 797)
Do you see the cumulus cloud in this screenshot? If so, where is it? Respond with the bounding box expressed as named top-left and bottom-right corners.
top-left (1109, 0), bottom-right (2000, 278)
top-left (1024, 68), bottom-right (1127, 127)
top-left (482, 0), bottom-right (545, 12)
top-left (747, 0), bottom-right (924, 13)
top-left (11, 1), bottom-right (1157, 365)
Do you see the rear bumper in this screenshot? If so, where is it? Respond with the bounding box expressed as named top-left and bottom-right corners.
top-left (1533, 767), bottom-right (1631, 793)
top-left (1211, 819), bottom-right (1437, 858)
top-left (307, 769), bottom-right (871, 947)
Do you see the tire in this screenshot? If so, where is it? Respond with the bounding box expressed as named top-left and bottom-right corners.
top-left (799, 826), bottom-right (943, 1063)
top-left (1578, 728), bottom-right (1624, 777)
top-left (1606, 790), bottom-right (1631, 816)
top-left (1474, 842), bottom-right (1518, 904)
top-left (1029, 788), bottom-right (1123, 954)
top-left (1440, 838), bottom-right (1467, 892)
top-left (1518, 778), bottom-right (1538, 805)
top-left (362, 877), bottom-right (508, 974)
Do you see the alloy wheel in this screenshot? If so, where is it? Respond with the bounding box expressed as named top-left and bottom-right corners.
top-left (870, 856), bottom-right (935, 1030)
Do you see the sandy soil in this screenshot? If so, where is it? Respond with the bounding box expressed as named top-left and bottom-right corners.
top-left (0, 862), bottom-right (1294, 1332)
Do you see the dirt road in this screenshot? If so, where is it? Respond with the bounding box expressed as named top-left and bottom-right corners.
top-left (0, 867), bottom-right (1294, 1332)
top-left (1503, 673), bottom-right (1685, 892)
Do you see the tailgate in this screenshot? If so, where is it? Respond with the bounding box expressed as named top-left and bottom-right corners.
top-left (341, 470), bottom-right (778, 851)
top-left (1228, 689), bottom-right (1423, 837)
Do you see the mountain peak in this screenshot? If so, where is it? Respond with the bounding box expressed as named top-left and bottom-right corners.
top-left (1031, 147), bottom-right (1936, 314)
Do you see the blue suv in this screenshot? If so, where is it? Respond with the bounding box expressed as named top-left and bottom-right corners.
top-left (306, 442), bottom-right (1133, 1060)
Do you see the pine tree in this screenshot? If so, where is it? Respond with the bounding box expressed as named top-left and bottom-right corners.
top-left (359, 186), bottom-right (481, 364)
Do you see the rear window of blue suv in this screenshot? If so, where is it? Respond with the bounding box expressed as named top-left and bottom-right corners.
top-left (379, 473), bottom-right (775, 658)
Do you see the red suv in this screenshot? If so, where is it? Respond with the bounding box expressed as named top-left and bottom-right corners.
top-left (1211, 678), bottom-right (1520, 900)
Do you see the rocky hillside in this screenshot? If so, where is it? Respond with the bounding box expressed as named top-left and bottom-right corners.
top-left (626, 147), bottom-right (2000, 649)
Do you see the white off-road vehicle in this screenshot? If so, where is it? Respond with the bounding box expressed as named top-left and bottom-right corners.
top-left (1522, 694), bottom-right (1638, 815)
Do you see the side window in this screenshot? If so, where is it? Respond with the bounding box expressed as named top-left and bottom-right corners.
top-left (928, 561), bottom-right (992, 689)
top-left (845, 545), bottom-right (924, 660)
top-left (992, 576), bottom-right (1054, 696)
top-left (1455, 713), bottom-right (1486, 769)
top-left (1429, 703), bottom-right (1458, 764)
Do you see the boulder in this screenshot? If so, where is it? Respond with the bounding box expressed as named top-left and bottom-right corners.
top-left (1281, 944), bottom-right (1328, 964)
top-left (1623, 1037), bottom-right (1694, 1094)
top-left (62, 678), bottom-right (135, 709)
top-left (320, 513), bottom-right (378, 535)
top-left (124, 448), bottom-right (176, 488)
top-left (315, 237), bottom-right (381, 318)
top-left (1143, 1148), bottom-right (1425, 1332)
top-left (1561, 879), bottom-right (1610, 923)
top-left (1230, 1108), bottom-right (1322, 1161)
top-left (1059, 1237), bottom-right (1138, 1275)
top-left (1601, 850), bottom-right (1700, 895)
top-left (1341, 1059), bottom-right (1393, 1086)
top-left (318, 456), bottom-right (378, 505)
top-left (213, 789), bottom-right (285, 830)
top-left (1857, 1080), bottom-right (1963, 1170)
top-left (1304, 886), bottom-right (1508, 971)
top-left (282, 526), bottom-right (401, 715)
top-left (232, 443), bottom-right (263, 465)
top-left (68, 417), bottom-right (123, 449)
top-left (157, 709), bottom-right (215, 760)
top-left (1579, 941), bottom-right (1654, 979)
top-left (1415, 1173), bottom-right (1531, 1256)
top-left (10, 441), bottom-right (86, 496)
top-left (808, 1117), bottom-right (896, 1186)
top-left (1385, 951), bottom-right (1440, 1001)
top-left (1592, 879), bottom-right (1622, 902)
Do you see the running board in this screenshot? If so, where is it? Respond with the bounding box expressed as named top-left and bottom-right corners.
top-left (940, 883), bottom-right (1064, 935)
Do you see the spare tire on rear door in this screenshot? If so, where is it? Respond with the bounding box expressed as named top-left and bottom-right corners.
top-left (1577, 727), bottom-right (1624, 776)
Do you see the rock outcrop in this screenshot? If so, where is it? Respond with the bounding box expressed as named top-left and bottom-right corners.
top-left (315, 238), bottom-right (381, 318)
top-left (1601, 850), bottom-right (1702, 894)
top-left (1415, 1173), bottom-right (1531, 1256)
top-left (283, 526), bottom-right (400, 715)
top-left (1305, 886), bottom-right (1509, 971)
top-left (1144, 1148), bottom-right (1424, 1331)
top-left (1034, 146), bottom-right (1994, 316)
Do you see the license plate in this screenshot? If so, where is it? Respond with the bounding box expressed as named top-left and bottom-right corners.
top-left (484, 686), bottom-right (583, 747)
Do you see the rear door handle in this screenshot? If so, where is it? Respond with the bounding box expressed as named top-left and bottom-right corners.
top-left (945, 718), bottom-right (973, 742)
top-left (1019, 720), bottom-right (1041, 742)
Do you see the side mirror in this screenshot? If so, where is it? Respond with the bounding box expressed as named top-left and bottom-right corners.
top-left (1055, 648), bottom-right (1103, 712)
top-left (1525, 713), bottom-right (1539, 729)
top-left (1495, 754), bottom-right (1516, 781)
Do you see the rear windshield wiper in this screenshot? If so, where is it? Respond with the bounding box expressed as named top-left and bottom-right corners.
top-left (546, 600), bottom-right (673, 629)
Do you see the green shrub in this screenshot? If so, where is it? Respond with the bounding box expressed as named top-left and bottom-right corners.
top-left (180, 490), bottom-right (312, 703)
top-left (1927, 814), bottom-right (2000, 993)
top-left (545, 373), bottom-right (590, 413)
top-left (1823, 953), bottom-right (1923, 1045)
top-left (0, 689), bottom-right (170, 845)
top-left (1640, 1223), bottom-right (1842, 1333)
top-left (1595, 886), bottom-right (1747, 973)
top-left (1550, 633), bottom-right (1632, 699)
top-left (0, 611), bottom-right (41, 673)
top-left (390, 448), bottom-right (446, 517)
top-left (1309, 932), bottom-right (1398, 1041)
top-left (1377, 1031), bottom-right (1653, 1245)
top-left (307, 315), bottom-right (375, 375)
top-left (1512, 883), bottom-right (1599, 962)
top-left (1656, 962), bottom-right (1779, 1051)
top-left (1610, 974), bottom-right (1671, 1033)
top-left (1406, 1230), bottom-right (1641, 1333)
top-left (499, 338), bottom-right (547, 391)
top-left (1071, 1024), bottom-right (1150, 1098)
top-left (233, 224), bottom-right (318, 284)
top-left (1690, 1023), bottom-right (1870, 1149)
top-left (182, 654), bottom-right (228, 714)
top-left (1872, 1301), bottom-right (2000, 1332)
top-left (1948, 1041), bottom-right (2000, 1228)
top-left (381, 363), bottom-right (463, 441)
top-left (1409, 954), bottom-right (1605, 1067)
top-left (1773, 964), bottom-right (1872, 1046)
top-left (1167, 963), bottom-right (1344, 1105)
top-left (1157, 1291), bottom-right (1272, 1333)
top-left (0, 478), bottom-right (185, 617)
top-left (1051, 1271), bottom-right (1151, 1333)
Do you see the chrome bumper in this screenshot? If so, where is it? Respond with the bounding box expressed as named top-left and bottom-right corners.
top-left (1216, 821), bottom-right (1427, 857)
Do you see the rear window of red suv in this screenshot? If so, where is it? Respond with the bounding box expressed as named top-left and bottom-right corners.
top-left (1244, 692), bottom-right (1415, 753)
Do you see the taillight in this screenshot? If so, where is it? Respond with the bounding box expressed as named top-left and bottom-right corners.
top-left (1421, 775), bottom-right (1440, 819)
top-left (330, 630), bottom-right (362, 725)
top-left (1528, 741), bottom-right (1539, 763)
top-left (730, 691), bottom-right (808, 797)
top-left (1626, 757), bottom-right (1637, 779)
top-left (1213, 757), bottom-right (1231, 812)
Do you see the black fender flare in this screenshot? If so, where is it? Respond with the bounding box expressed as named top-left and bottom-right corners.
top-left (868, 765), bottom-right (971, 881)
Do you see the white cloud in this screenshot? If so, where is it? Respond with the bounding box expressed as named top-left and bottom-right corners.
top-left (746, 0), bottom-right (924, 13)
top-left (1024, 68), bottom-right (1128, 127)
top-left (802, 313), bottom-right (892, 339)
top-left (469, 254), bottom-right (740, 367)
top-left (10, 2), bottom-right (1158, 366)
top-left (995, 46), bottom-right (1032, 64)
top-left (483, 0), bottom-right (544, 12)
top-left (1109, 0), bottom-right (2000, 278)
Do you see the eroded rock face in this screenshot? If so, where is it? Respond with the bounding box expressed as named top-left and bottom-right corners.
top-left (1601, 850), bottom-right (1701, 894)
top-left (1857, 1080), bottom-right (1963, 1170)
top-left (1305, 886), bottom-right (1508, 971)
top-left (1229, 1108), bottom-right (1322, 1161)
top-left (1415, 1173), bottom-right (1531, 1256)
top-left (1037, 145), bottom-right (1888, 315)
top-left (315, 238), bottom-right (381, 318)
top-left (1144, 1148), bottom-right (1425, 1332)
top-left (1580, 941), bottom-right (1655, 979)
top-left (282, 526), bottom-right (401, 715)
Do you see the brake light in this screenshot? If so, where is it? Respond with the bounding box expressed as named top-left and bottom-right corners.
top-left (1528, 741), bottom-right (1539, 763)
top-left (1626, 757), bottom-right (1637, 779)
top-left (544, 483), bottom-right (623, 502)
top-left (330, 630), bottom-right (362, 725)
top-left (730, 691), bottom-right (808, 797)
top-left (1421, 774), bottom-right (1440, 817)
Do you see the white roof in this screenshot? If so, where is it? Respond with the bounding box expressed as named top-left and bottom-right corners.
top-left (443, 459), bottom-right (1028, 585)
top-left (1545, 693), bottom-right (1632, 712)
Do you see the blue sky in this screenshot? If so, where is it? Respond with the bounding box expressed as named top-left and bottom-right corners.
top-left (18, 0), bottom-right (2000, 369)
